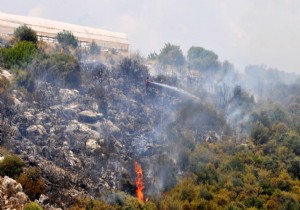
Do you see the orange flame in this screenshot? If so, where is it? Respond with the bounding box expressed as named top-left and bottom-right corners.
top-left (134, 161), bottom-right (145, 202)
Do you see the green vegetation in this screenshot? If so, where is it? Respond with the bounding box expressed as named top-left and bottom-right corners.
top-left (13, 25), bottom-right (38, 44)
top-left (56, 29), bottom-right (79, 48)
top-left (70, 195), bottom-right (115, 210)
top-left (0, 155), bottom-right (25, 178)
top-left (187, 46), bottom-right (220, 71)
top-left (0, 27), bottom-right (299, 209)
top-left (158, 43), bottom-right (185, 66)
top-left (0, 41), bottom-right (37, 69)
top-left (24, 202), bottom-right (43, 210)
top-left (18, 167), bottom-right (46, 200)
top-left (29, 53), bottom-right (81, 88)
top-left (90, 40), bottom-right (101, 55)
top-left (117, 56), bottom-right (149, 84)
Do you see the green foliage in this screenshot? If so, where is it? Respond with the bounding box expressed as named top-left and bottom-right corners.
top-left (0, 41), bottom-right (37, 69)
top-left (13, 25), bottom-right (38, 44)
top-left (231, 85), bottom-right (254, 107)
top-left (24, 202), bottom-right (43, 210)
top-left (11, 68), bottom-right (34, 91)
top-left (147, 52), bottom-right (158, 60)
top-left (117, 57), bottom-right (149, 83)
top-left (187, 46), bottom-right (220, 71)
top-left (18, 167), bottom-right (46, 200)
top-left (250, 122), bottom-right (270, 144)
top-left (30, 53), bottom-right (81, 88)
top-left (288, 158), bottom-right (300, 179)
top-left (56, 30), bottom-right (78, 48)
top-left (0, 155), bottom-right (25, 178)
top-left (283, 131), bottom-right (300, 155)
top-left (244, 196), bottom-right (263, 208)
top-left (158, 43), bottom-right (185, 66)
top-left (70, 195), bottom-right (115, 210)
top-left (89, 41), bottom-right (101, 55)
top-left (227, 156), bottom-right (245, 172)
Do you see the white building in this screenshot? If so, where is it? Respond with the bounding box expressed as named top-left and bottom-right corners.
top-left (0, 12), bottom-right (129, 51)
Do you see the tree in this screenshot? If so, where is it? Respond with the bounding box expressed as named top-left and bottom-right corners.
top-left (158, 43), bottom-right (185, 66)
top-left (187, 46), bottom-right (220, 71)
top-left (147, 52), bottom-right (158, 60)
top-left (56, 30), bottom-right (78, 48)
top-left (288, 158), bottom-right (300, 179)
top-left (250, 122), bottom-right (270, 144)
top-left (89, 40), bottom-right (100, 55)
top-left (0, 41), bottom-right (37, 69)
top-left (13, 25), bottom-right (38, 44)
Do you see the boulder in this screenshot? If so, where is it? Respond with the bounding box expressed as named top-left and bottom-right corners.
top-left (59, 89), bottom-right (79, 103)
top-left (78, 110), bottom-right (102, 123)
top-left (86, 139), bottom-right (101, 151)
top-left (26, 125), bottom-right (47, 136)
top-left (2, 176), bottom-right (23, 195)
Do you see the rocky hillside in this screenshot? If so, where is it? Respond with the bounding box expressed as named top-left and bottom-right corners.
top-left (0, 56), bottom-right (228, 209)
top-left (1, 32), bottom-right (299, 209)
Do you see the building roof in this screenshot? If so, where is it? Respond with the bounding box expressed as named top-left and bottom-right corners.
top-left (0, 12), bottom-right (129, 46)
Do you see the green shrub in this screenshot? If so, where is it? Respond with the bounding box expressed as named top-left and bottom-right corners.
top-left (158, 43), bottom-right (185, 66)
top-left (0, 41), bottom-right (37, 69)
top-left (288, 158), bottom-right (300, 179)
top-left (250, 122), bottom-right (270, 144)
top-left (29, 53), bottom-right (81, 88)
top-left (244, 196), bottom-right (263, 208)
top-left (187, 46), bottom-right (220, 71)
top-left (18, 167), bottom-right (46, 200)
top-left (13, 25), bottom-right (38, 44)
top-left (0, 155), bottom-right (25, 178)
top-left (70, 195), bottom-right (114, 210)
top-left (117, 57), bottom-right (149, 83)
top-left (56, 30), bottom-right (78, 48)
top-left (89, 41), bottom-right (101, 55)
top-left (24, 202), bottom-right (43, 210)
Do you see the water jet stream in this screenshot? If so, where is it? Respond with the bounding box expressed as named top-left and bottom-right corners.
top-left (149, 82), bottom-right (200, 100)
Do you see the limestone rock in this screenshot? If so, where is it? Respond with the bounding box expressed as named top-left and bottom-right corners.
top-left (86, 139), bottom-right (101, 151)
top-left (27, 125), bottom-right (47, 136)
top-left (78, 110), bottom-right (102, 123)
top-left (59, 89), bottom-right (79, 103)
top-left (2, 176), bottom-right (23, 195)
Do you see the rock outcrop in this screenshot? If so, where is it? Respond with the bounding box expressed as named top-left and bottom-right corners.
top-left (0, 176), bottom-right (28, 209)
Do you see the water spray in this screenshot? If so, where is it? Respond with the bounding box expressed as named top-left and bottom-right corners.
top-left (149, 81), bottom-right (200, 100)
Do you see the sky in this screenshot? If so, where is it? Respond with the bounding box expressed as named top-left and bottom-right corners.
top-left (1, 0), bottom-right (300, 74)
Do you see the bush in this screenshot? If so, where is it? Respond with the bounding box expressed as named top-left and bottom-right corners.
top-left (0, 155), bottom-right (25, 178)
top-left (56, 30), bottom-right (78, 48)
top-left (89, 41), bottom-right (101, 55)
top-left (18, 167), bottom-right (46, 200)
top-left (24, 202), bottom-right (43, 210)
top-left (284, 132), bottom-right (300, 155)
top-left (288, 158), bottom-right (300, 179)
top-left (158, 43), bottom-right (185, 66)
top-left (30, 53), bottom-right (81, 88)
top-left (70, 195), bottom-right (114, 210)
top-left (0, 41), bottom-right (37, 69)
top-left (13, 25), bottom-right (38, 44)
top-left (117, 57), bottom-right (149, 84)
top-left (187, 46), bottom-right (220, 71)
top-left (250, 122), bottom-right (270, 144)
